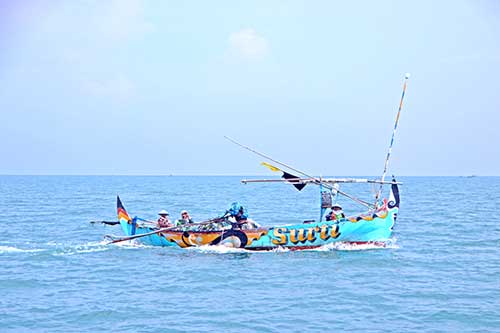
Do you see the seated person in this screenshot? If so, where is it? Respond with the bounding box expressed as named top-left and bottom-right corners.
top-left (227, 202), bottom-right (248, 223)
top-left (226, 202), bottom-right (262, 229)
top-left (157, 210), bottom-right (173, 228)
top-left (176, 210), bottom-right (194, 227)
top-left (325, 204), bottom-right (345, 221)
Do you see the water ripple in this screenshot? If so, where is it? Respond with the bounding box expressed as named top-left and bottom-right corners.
top-left (0, 176), bottom-right (499, 332)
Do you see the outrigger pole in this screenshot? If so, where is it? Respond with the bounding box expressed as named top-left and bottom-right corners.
top-left (224, 136), bottom-right (375, 209)
top-left (374, 73), bottom-right (410, 207)
top-left (241, 178), bottom-right (401, 185)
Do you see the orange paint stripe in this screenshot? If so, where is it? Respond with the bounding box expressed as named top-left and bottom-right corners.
top-left (118, 211), bottom-right (130, 221)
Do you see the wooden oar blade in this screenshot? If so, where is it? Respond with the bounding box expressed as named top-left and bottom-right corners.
top-left (90, 220), bottom-right (120, 225)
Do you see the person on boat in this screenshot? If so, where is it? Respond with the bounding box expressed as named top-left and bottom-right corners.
top-left (225, 202), bottom-right (261, 229)
top-left (227, 202), bottom-right (248, 223)
top-left (176, 210), bottom-right (194, 226)
top-left (326, 204), bottom-right (345, 221)
top-left (157, 210), bottom-right (173, 228)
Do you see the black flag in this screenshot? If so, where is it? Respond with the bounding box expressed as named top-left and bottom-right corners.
top-left (282, 172), bottom-right (306, 191)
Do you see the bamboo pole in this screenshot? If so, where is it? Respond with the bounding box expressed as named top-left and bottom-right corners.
top-left (374, 74), bottom-right (410, 206)
top-left (241, 178), bottom-right (402, 185)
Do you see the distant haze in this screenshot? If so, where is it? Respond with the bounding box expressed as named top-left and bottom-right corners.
top-left (1, 0), bottom-right (499, 176)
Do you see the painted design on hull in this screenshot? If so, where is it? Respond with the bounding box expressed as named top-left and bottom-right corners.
top-left (115, 195), bottom-right (398, 250)
top-left (117, 213), bottom-right (396, 249)
top-left (347, 200), bottom-right (389, 223)
top-left (161, 229), bottom-right (269, 248)
top-left (270, 224), bottom-right (340, 246)
top-left (117, 196), bottom-right (131, 222)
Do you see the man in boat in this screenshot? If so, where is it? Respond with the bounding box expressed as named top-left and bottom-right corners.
top-left (325, 204), bottom-right (345, 221)
top-left (175, 210), bottom-right (194, 227)
top-left (226, 202), bottom-right (260, 229)
top-left (157, 210), bottom-right (173, 228)
top-left (227, 202), bottom-right (248, 223)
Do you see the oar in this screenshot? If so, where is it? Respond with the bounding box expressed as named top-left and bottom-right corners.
top-left (91, 219), bottom-right (157, 226)
top-left (90, 220), bottom-right (121, 225)
top-left (107, 216), bottom-right (227, 244)
top-left (107, 225), bottom-right (179, 244)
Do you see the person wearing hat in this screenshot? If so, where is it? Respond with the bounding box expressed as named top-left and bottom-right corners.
top-left (326, 204), bottom-right (345, 221)
top-left (176, 210), bottom-right (194, 227)
top-left (157, 210), bottom-right (172, 228)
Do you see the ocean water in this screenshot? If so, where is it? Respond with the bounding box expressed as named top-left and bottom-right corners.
top-left (0, 176), bottom-right (499, 333)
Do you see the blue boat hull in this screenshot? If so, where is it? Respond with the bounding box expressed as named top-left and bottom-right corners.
top-left (117, 197), bottom-right (397, 250)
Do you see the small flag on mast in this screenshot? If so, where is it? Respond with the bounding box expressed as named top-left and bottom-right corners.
top-left (261, 162), bottom-right (281, 172)
top-left (260, 162), bottom-right (306, 191)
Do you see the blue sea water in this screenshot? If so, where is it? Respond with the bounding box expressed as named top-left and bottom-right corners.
top-left (0, 176), bottom-right (499, 333)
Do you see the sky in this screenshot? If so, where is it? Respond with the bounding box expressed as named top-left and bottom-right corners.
top-left (1, 0), bottom-right (499, 176)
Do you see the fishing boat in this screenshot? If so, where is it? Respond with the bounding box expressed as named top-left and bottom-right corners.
top-left (113, 178), bottom-right (400, 250)
top-left (107, 74), bottom-right (410, 250)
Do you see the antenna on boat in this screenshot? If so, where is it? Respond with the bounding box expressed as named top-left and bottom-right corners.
top-left (374, 73), bottom-right (410, 207)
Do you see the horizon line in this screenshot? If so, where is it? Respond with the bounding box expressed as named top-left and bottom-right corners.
top-left (0, 174), bottom-right (491, 177)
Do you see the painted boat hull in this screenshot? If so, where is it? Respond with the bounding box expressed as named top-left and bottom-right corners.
top-left (117, 197), bottom-right (397, 250)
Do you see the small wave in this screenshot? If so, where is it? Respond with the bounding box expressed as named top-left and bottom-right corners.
top-left (1, 240), bottom-right (154, 256)
top-left (18, 238), bottom-right (396, 256)
top-left (111, 240), bottom-right (156, 249)
top-left (270, 246), bottom-right (291, 253)
top-left (190, 244), bottom-right (296, 254)
top-left (52, 241), bottom-right (112, 256)
top-left (314, 239), bottom-right (399, 251)
top-left (190, 244), bottom-right (252, 254)
top-left (163, 240), bottom-right (398, 254)
top-left (0, 245), bottom-right (44, 254)
top-left (53, 239), bottom-right (159, 255)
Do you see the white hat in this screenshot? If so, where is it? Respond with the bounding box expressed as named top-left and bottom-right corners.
top-left (332, 204), bottom-right (342, 209)
top-left (181, 210), bottom-right (188, 214)
top-left (158, 210), bottom-right (169, 215)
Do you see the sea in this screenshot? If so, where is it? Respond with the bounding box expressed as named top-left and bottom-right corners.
top-left (0, 175), bottom-right (499, 333)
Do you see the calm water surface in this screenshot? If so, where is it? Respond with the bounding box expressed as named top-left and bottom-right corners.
top-left (0, 176), bottom-right (499, 332)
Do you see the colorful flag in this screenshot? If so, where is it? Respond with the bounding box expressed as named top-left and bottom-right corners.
top-left (261, 162), bottom-right (306, 191)
top-left (260, 162), bottom-right (281, 172)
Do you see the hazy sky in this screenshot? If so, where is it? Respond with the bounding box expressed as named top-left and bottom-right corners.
top-left (1, 0), bottom-right (499, 176)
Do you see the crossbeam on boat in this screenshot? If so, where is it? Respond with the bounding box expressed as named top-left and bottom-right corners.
top-left (241, 178), bottom-right (312, 184)
top-left (241, 178), bottom-right (402, 185)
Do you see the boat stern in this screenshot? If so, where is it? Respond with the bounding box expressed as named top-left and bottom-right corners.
top-left (117, 196), bottom-right (134, 236)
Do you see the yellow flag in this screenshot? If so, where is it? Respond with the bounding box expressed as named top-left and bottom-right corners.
top-left (261, 162), bottom-right (281, 172)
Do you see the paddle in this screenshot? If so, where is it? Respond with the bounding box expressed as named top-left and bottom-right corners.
top-left (90, 220), bottom-right (120, 225)
top-left (106, 215), bottom-right (227, 244)
top-left (91, 218), bottom-right (158, 226)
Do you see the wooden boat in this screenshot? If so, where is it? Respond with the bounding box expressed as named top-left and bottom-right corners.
top-left (115, 180), bottom-right (400, 250)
